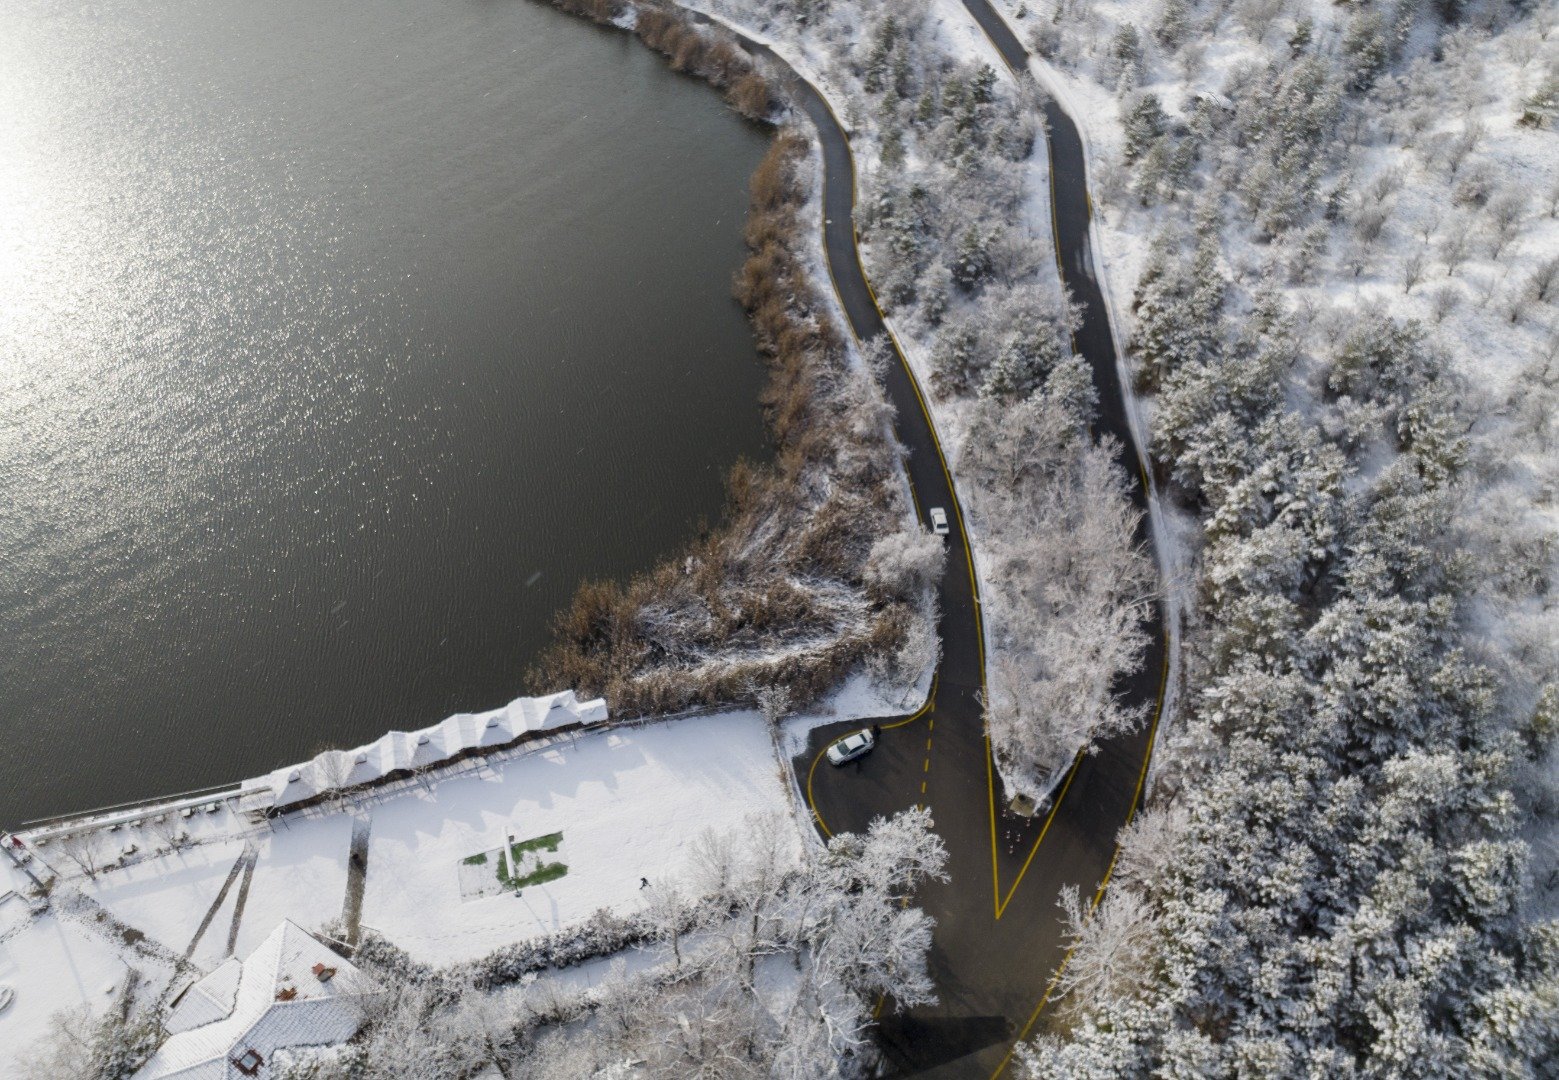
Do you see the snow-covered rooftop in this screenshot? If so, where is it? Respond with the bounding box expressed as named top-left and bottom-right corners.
top-left (164, 958), bottom-right (242, 1035)
top-left (238, 690), bottom-right (607, 813)
top-left (134, 920), bottom-right (376, 1080)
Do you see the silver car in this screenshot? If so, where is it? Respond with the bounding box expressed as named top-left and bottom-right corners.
top-left (827, 728), bottom-right (876, 766)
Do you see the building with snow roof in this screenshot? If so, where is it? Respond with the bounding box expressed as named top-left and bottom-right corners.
top-left (134, 920), bottom-right (376, 1080)
top-left (236, 689), bottom-right (608, 815)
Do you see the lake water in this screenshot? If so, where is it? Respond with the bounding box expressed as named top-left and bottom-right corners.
top-left (0, 0), bottom-right (770, 824)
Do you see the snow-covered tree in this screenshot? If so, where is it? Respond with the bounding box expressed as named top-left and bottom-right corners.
top-left (863, 526), bottom-right (946, 603)
top-left (18, 1000), bottom-right (163, 1080)
top-left (56, 830), bottom-right (108, 880)
top-left (1122, 93), bottom-right (1168, 163)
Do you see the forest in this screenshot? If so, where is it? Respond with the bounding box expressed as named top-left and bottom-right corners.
top-left (997, 0), bottom-right (1559, 1071)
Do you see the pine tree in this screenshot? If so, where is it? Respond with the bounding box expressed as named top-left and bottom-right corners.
top-left (1288, 15), bottom-right (1313, 57)
top-left (1156, 0), bottom-right (1191, 50)
top-left (1342, 11), bottom-right (1389, 91)
top-left (881, 126), bottom-right (906, 168)
top-left (1106, 24), bottom-right (1143, 85)
top-left (952, 225), bottom-right (993, 290)
top-left (969, 64), bottom-right (997, 105)
top-left (1123, 94), bottom-right (1169, 163)
top-left (1132, 139), bottom-right (1172, 205)
top-left (914, 85), bottom-right (938, 125)
top-left (930, 319), bottom-right (985, 397)
top-left (980, 347), bottom-right (1028, 401)
top-left (863, 16), bottom-right (898, 96)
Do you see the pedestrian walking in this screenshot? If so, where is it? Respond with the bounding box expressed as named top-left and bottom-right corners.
top-left (639, 876), bottom-right (649, 889)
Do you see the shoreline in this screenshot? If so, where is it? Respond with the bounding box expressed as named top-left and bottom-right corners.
top-left (524, 0), bottom-right (922, 720)
top-left (4, 1), bottom-right (912, 833)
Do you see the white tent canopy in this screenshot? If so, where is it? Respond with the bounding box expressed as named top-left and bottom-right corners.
top-left (238, 690), bottom-right (607, 813)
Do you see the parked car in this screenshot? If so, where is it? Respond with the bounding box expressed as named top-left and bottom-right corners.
top-left (929, 506), bottom-right (949, 536)
top-left (827, 728), bottom-right (876, 766)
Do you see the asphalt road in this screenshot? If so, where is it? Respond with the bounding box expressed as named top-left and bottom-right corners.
top-left (713, 12), bottom-right (1170, 1078)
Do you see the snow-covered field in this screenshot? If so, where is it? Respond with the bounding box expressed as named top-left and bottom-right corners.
top-left (361, 713), bottom-right (795, 963)
top-left (89, 836), bottom-right (251, 962)
top-left (0, 914), bottom-right (135, 1075)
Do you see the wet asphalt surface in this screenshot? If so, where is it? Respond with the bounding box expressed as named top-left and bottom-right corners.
top-left (707, 8), bottom-right (1171, 1076)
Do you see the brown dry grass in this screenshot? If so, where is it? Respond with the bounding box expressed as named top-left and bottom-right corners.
top-left (632, 3), bottom-right (780, 122)
top-left (525, 9), bottom-right (908, 718)
top-left (543, 0), bottom-right (626, 26)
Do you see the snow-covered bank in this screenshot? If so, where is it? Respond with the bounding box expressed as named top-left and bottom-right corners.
top-left (526, 6), bottom-right (930, 724)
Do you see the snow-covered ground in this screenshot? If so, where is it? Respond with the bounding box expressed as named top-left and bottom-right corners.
top-left (88, 836), bottom-right (252, 964)
top-left (1, 706), bottom-right (808, 1069)
top-left (361, 712), bottom-right (796, 963)
top-left (0, 913), bottom-right (136, 1076)
top-left (0, 857), bottom-right (146, 1077)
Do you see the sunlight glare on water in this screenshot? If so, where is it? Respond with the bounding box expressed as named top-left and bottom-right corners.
top-left (0, 0), bottom-right (769, 824)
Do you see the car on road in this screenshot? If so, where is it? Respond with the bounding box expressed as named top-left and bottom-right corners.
top-left (827, 729), bottom-right (876, 766)
top-left (929, 507), bottom-right (950, 536)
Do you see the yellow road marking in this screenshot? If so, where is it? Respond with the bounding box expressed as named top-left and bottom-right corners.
top-left (987, 732), bottom-right (1001, 918)
top-left (988, 624), bottom-right (1173, 1077)
top-left (993, 751), bottom-right (1082, 920)
top-left (791, 51), bottom-right (1173, 1077)
top-left (805, 678), bottom-right (937, 839)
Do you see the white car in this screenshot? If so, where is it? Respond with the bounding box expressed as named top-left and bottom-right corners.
top-left (929, 506), bottom-right (950, 536)
top-left (826, 728), bottom-right (876, 766)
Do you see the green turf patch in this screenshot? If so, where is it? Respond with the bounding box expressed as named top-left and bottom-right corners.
top-left (457, 830), bottom-right (568, 900)
top-left (510, 831), bottom-right (563, 858)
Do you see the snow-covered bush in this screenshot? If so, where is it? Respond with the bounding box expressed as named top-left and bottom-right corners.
top-left (355, 905), bottom-right (667, 993)
top-left (863, 525), bottom-right (946, 602)
top-left (341, 810), bottom-right (946, 1079)
top-left (16, 1000), bottom-right (163, 1080)
top-left (459, 907), bottom-right (658, 989)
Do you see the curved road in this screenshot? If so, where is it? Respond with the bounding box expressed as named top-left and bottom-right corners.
top-left (701, 9), bottom-right (1169, 1077)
